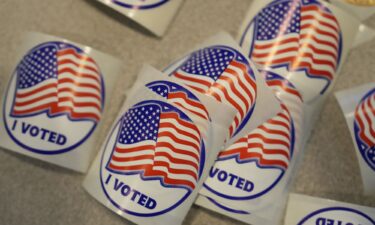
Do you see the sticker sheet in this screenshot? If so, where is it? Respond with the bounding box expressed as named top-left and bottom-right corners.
top-left (195, 1), bottom-right (363, 224)
top-left (284, 193), bottom-right (375, 225)
top-left (163, 32), bottom-right (282, 146)
top-left (237, 0), bottom-right (360, 137)
top-left (83, 65), bottom-right (236, 225)
top-left (0, 32), bottom-right (121, 172)
top-left (336, 83), bottom-right (375, 196)
top-left (196, 69), bottom-right (306, 225)
top-left (95, 0), bottom-right (184, 37)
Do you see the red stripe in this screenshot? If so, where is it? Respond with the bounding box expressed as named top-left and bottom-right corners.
top-left (253, 37), bottom-right (300, 50)
top-left (248, 133), bottom-right (290, 149)
top-left (57, 48), bottom-right (98, 66)
top-left (301, 14), bottom-right (339, 35)
top-left (154, 151), bottom-right (199, 171)
top-left (57, 59), bottom-right (99, 75)
top-left (15, 83), bottom-right (57, 98)
top-left (143, 167), bottom-right (196, 189)
top-left (57, 97), bottom-right (101, 111)
top-left (237, 152), bottom-right (288, 169)
top-left (57, 87), bottom-right (101, 101)
top-left (253, 46), bottom-right (299, 59)
top-left (58, 67), bottom-right (101, 84)
top-left (108, 165), bottom-right (196, 190)
top-left (58, 78), bottom-right (101, 92)
top-left (160, 112), bottom-right (200, 136)
top-left (114, 145), bottom-right (155, 153)
top-left (155, 142), bottom-right (200, 163)
top-left (168, 92), bottom-right (209, 120)
top-left (111, 154), bottom-right (154, 163)
top-left (14, 92), bottom-right (57, 107)
top-left (300, 34), bottom-right (338, 52)
top-left (158, 130), bottom-right (200, 152)
top-left (174, 72), bottom-right (212, 92)
top-left (159, 122), bottom-right (200, 145)
top-left (258, 124), bottom-right (291, 140)
top-left (292, 60), bottom-right (334, 80)
top-left (266, 80), bottom-right (303, 101)
top-left (300, 24), bottom-right (339, 42)
top-left (302, 5), bottom-right (339, 28)
top-left (247, 143), bottom-right (290, 160)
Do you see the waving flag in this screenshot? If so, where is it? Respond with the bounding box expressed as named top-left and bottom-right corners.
top-left (11, 42), bottom-right (103, 122)
top-left (107, 102), bottom-right (203, 190)
top-left (249, 0), bottom-right (341, 88)
top-left (171, 46), bottom-right (257, 137)
top-left (146, 81), bottom-right (210, 136)
top-left (218, 104), bottom-right (293, 170)
top-left (218, 72), bottom-right (303, 171)
top-left (354, 88), bottom-right (375, 168)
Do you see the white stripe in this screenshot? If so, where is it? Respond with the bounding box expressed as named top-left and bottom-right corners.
top-left (246, 146), bottom-right (290, 164)
top-left (158, 126), bottom-right (200, 147)
top-left (13, 97), bottom-right (57, 111)
top-left (168, 98), bottom-right (208, 121)
top-left (301, 9), bottom-right (339, 31)
top-left (57, 101), bottom-right (101, 115)
top-left (16, 79), bottom-right (56, 94)
top-left (58, 72), bottom-right (101, 88)
top-left (113, 149), bottom-right (155, 159)
top-left (58, 53), bottom-right (99, 71)
top-left (57, 83), bottom-right (101, 96)
top-left (154, 155), bottom-right (198, 173)
top-left (152, 166), bottom-right (197, 184)
top-left (253, 40), bottom-right (299, 55)
top-left (154, 146), bottom-right (199, 164)
top-left (174, 70), bottom-right (213, 92)
top-left (57, 92), bottom-right (101, 106)
top-left (159, 117), bottom-right (200, 140)
top-left (15, 87), bottom-right (56, 103)
top-left (110, 159), bottom-right (154, 167)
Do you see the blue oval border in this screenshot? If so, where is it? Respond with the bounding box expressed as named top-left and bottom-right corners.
top-left (3, 41), bottom-right (105, 155)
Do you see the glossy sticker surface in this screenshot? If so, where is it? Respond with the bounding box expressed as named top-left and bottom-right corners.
top-left (353, 88), bottom-right (375, 171)
top-left (100, 100), bottom-right (205, 216)
top-left (239, 0), bottom-right (343, 100)
top-left (168, 45), bottom-right (257, 138)
top-left (3, 41), bottom-right (104, 154)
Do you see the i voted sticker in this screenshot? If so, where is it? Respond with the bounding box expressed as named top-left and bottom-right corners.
top-left (111, 0), bottom-right (169, 9)
top-left (353, 88), bottom-right (375, 171)
top-left (168, 45), bottom-right (257, 138)
top-left (100, 100), bottom-right (205, 216)
top-left (239, 0), bottom-right (343, 101)
top-left (203, 73), bottom-right (302, 200)
top-left (3, 41), bottom-right (105, 154)
top-left (297, 207), bottom-right (375, 225)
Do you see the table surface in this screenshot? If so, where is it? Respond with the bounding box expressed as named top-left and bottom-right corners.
top-left (0, 1), bottom-right (374, 225)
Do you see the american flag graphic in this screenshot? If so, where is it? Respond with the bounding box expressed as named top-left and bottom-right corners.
top-left (11, 42), bottom-right (103, 122)
top-left (354, 88), bottom-right (375, 169)
top-left (146, 80), bottom-right (210, 136)
top-left (248, 0), bottom-right (342, 90)
top-left (171, 46), bottom-right (257, 137)
top-left (218, 72), bottom-right (303, 171)
top-left (106, 101), bottom-right (203, 190)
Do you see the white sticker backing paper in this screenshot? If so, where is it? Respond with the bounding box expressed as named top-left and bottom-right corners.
top-left (335, 83), bottom-right (375, 196)
top-left (328, 0), bottom-right (375, 20)
top-left (95, 0), bottom-right (184, 37)
top-left (0, 32), bottom-right (122, 172)
top-left (284, 193), bottom-right (375, 225)
top-left (83, 65), bottom-right (237, 225)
